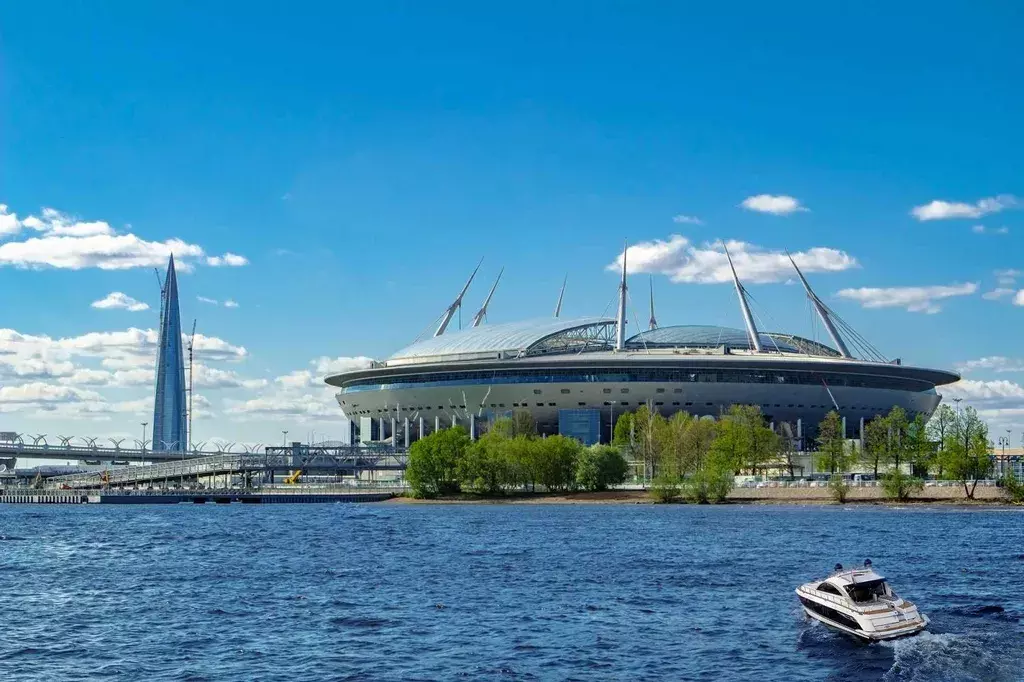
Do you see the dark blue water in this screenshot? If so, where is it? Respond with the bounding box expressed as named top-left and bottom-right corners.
top-left (2, 504), bottom-right (1022, 681)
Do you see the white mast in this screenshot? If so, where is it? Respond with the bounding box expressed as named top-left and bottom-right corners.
top-left (434, 259), bottom-right (482, 337)
top-left (648, 276), bottom-right (658, 330)
top-left (554, 274), bottom-right (567, 317)
top-left (471, 267), bottom-right (503, 328)
top-left (787, 252), bottom-right (852, 358)
top-left (723, 243), bottom-right (762, 352)
top-left (615, 241), bottom-right (628, 351)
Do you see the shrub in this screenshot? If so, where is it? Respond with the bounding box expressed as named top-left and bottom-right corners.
top-left (1000, 470), bottom-right (1024, 504)
top-left (650, 474), bottom-right (681, 503)
top-left (828, 474), bottom-right (851, 504)
top-left (682, 467), bottom-right (733, 504)
top-left (575, 445), bottom-right (628, 492)
top-left (881, 469), bottom-right (924, 502)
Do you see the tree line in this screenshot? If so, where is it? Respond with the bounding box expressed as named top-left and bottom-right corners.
top-left (405, 413), bottom-right (628, 498)
top-left (614, 401), bottom-right (1001, 502)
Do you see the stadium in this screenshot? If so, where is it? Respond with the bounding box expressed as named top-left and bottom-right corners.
top-left (325, 249), bottom-right (960, 448)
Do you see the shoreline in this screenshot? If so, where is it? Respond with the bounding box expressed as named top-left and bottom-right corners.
top-left (386, 488), bottom-right (1022, 507)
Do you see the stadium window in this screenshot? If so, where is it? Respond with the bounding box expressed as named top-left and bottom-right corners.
top-left (560, 389), bottom-right (570, 394)
top-left (548, 402), bottom-right (556, 406)
top-left (536, 403), bottom-right (544, 407)
top-left (655, 402), bottom-right (664, 406)
top-left (498, 404), bottom-right (505, 408)
top-left (685, 402), bottom-right (693, 406)
top-left (621, 402), bottom-right (630, 406)
top-left (603, 388), bottom-right (612, 394)
top-left (672, 402), bottom-right (680, 406)
top-left (578, 402), bottom-right (586, 406)
top-left (533, 389), bottom-right (542, 395)
top-left (620, 388), bottom-right (629, 394)
top-left (603, 401), bottom-right (611, 406)
top-left (490, 403), bottom-right (496, 408)
top-left (656, 388), bottom-right (665, 394)
top-left (673, 388), bottom-right (682, 393)
top-left (705, 402), bottom-right (713, 406)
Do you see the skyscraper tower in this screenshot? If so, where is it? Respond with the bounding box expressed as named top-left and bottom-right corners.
top-left (152, 254), bottom-right (187, 451)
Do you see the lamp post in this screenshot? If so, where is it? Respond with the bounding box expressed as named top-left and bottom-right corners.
top-left (999, 435), bottom-right (1009, 478)
top-left (141, 422), bottom-right (148, 452)
top-left (953, 397), bottom-right (962, 416)
top-left (282, 430), bottom-right (288, 446)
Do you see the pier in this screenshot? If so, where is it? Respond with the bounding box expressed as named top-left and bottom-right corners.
top-left (0, 489), bottom-right (395, 505)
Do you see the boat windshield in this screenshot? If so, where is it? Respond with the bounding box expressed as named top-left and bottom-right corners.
top-left (846, 578), bottom-right (888, 603)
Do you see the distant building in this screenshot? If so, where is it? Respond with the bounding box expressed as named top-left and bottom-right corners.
top-left (325, 248), bottom-right (960, 449)
top-left (152, 255), bottom-right (188, 451)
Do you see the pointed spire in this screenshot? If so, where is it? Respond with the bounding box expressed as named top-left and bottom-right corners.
top-left (615, 241), bottom-right (628, 351)
top-left (153, 254), bottom-right (187, 451)
top-left (787, 252), bottom-right (852, 358)
top-left (723, 243), bottom-right (762, 352)
top-left (554, 274), bottom-right (567, 318)
top-left (471, 267), bottom-right (503, 327)
top-left (435, 258), bottom-right (483, 337)
top-left (648, 276), bottom-right (658, 331)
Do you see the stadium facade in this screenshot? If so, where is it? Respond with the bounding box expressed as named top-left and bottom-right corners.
top-left (326, 249), bottom-right (959, 449)
top-left (152, 255), bottom-right (188, 451)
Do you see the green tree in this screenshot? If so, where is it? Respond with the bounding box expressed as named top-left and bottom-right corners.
top-left (862, 415), bottom-right (889, 478)
top-left (679, 417), bottom-right (718, 473)
top-left (940, 406), bottom-right (993, 500)
top-left (575, 445), bottom-right (629, 491)
top-left (816, 411), bottom-right (853, 474)
top-left (510, 410), bottom-right (537, 437)
top-left (612, 411), bottom-right (635, 448)
top-left (654, 411), bottom-right (693, 479)
top-left (632, 403), bottom-right (668, 484)
top-left (405, 427), bottom-right (470, 498)
top-left (457, 432), bottom-right (513, 495)
top-left (926, 403), bottom-right (955, 477)
top-left (505, 436), bottom-right (540, 491)
top-left (534, 435), bottom-right (582, 492)
top-left (884, 406), bottom-right (910, 471)
top-left (709, 411), bottom-right (746, 474)
top-left (906, 412), bottom-right (933, 476)
top-left (650, 474), bottom-right (681, 502)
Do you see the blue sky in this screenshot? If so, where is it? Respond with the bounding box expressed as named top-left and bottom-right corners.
top-left (2, 1), bottom-right (1023, 446)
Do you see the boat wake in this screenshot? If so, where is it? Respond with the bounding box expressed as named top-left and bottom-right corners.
top-left (882, 631), bottom-right (1023, 682)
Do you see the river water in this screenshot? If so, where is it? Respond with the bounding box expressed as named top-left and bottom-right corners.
top-left (1, 503), bottom-right (1022, 681)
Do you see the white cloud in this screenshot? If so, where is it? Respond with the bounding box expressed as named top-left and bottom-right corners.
top-left (740, 194), bottom-right (808, 216)
top-left (91, 292), bottom-right (150, 312)
top-left (314, 356), bottom-right (374, 375)
top-left (835, 282), bottom-right (977, 314)
top-left (206, 253), bottom-right (248, 267)
top-left (995, 269), bottom-right (1022, 286)
top-left (608, 235), bottom-right (856, 284)
top-left (197, 296), bottom-right (238, 308)
top-left (940, 379), bottom-right (1024, 403)
top-left (911, 195), bottom-right (1018, 221)
top-left (957, 357), bottom-right (1024, 374)
top-left (672, 214), bottom-right (703, 225)
top-left (0, 204), bottom-right (248, 271)
top-left (971, 224), bottom-right (1010, 235)
top-left (1015, 290), bottom-right (1024, 307)
top-left (982, 288), bottom-right (1015, 301)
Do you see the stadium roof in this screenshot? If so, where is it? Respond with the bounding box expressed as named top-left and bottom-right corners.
top-left (628, 325), bottom-right (840, 357)
top-left (388, 317), bottom-right (615, 361)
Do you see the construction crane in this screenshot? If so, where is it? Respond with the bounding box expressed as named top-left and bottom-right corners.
top-left (187, 319), bottom-right (197, 446)
top-left (284, 468), bottom-right (303, 484)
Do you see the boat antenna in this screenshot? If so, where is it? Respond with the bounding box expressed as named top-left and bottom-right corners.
top-left (471, 267), bottom-right (503, 328)
top-left (434, 258), bottom-right (483, 337)
top-left (554, 273), bottom-right (567, 317)
top-left (787, 251), bottom-right (852, 359)
top-left (723, 243), bottom-right (762, 352)
top-left (615, 241), bottom-right (628, 351)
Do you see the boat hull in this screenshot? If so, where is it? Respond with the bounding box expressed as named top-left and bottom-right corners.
top-left (800, 602), bottom-right (928, 641)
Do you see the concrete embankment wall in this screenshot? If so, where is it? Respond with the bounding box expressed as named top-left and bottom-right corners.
top-left (729, 485), bottom-right (1006, 502)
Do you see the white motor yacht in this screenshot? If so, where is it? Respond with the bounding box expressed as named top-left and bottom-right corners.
top-left (795, 560), bottom-right (928, 641)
